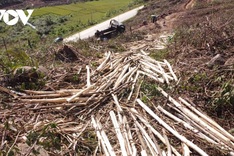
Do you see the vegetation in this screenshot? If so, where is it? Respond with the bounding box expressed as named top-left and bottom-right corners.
top-left (167, 0), bottom-right (234, 119)
top-left (0, 0), bottom-right (143, 89)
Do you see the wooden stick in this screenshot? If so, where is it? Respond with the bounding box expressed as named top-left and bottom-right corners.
top-left (156, 87), bottom-right (233, 148)
top-left (67, 85), bottom-right (94, 102)
top-left (162, 129), bottom-right (172, 156)
top-left (128, 71), bottom-right (140, 101)
top-left (23, 89), bottom-right (80, 95)
top-left (97, 120), bottom-right (116, 156)
top-left (112, 94), bottom-right (123, 112)
top-left (138, 70), bottom-right (164, 83)
top-left (179, 97), bottom-right (234, 142)
top-left (91, 116), bottom-right (110, 156)
top-left (110, 111), bottom-right (127, 156)
top-left (21, 97), bottom-right (97, 103)
top-left (157, 105), bottom-right (218, 144)
top-left (125, 116), bottom-right (137, 156)
top-left (130, 108), bottom-right (181, 156)
top-left (114, 63), bottom-right (130, 89)
top-left (164, 59), bottom-right (178, 81)
top-left (97, 51), bottom-right (111, 71)
top-left (182, 143), bottom-right (191, 156)
top-left (86, 65), bottom-right (91, 87)
top-left (136, 99), bottom-right (208, 156)
top-left (122, 115), bottom-right (133, 156)
top-left (130, 112), bottom-right (159, 155)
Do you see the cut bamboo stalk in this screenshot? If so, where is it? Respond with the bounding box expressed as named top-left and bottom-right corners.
top-left (21, 97), bottom-right (96, 103)
top-left (110, 111), bottom-right (127, 156)
top-left (179, 97), bottom-right (234, 142)
top-left (126, 67), bottom-right (138, 83)
top-left (67, 85), bottom-right (94, 102)
top-left (140, 60), bottom-right (164, 75)
top-left (130, 112), bottom-right (159, 155)
top-left (136, 99), bottom-right (208, 156)
top-left (167, 103), bottom-right (229, 148)
top-left (148, 128), bottom-right (162, 156)
top-left (23, 89), bottom-right (81, 95)
top-left (140, 49), bottom-right (149, 55)
top-left (141, 67), bottom-right (160, 78)
top-left (138, 70), bottom-right (164, 83)
top-left (141, 150), bottom-right (147, 156)
top-left (134, 121), bottom-right (148, 155)
top-left (122, 116), bottom-right (133, 156)
top-left (91, 116), bottom-right (110, 156)
top-left (96, 120), bottom-right (116, 156)
top-left (97, 51), bottom-right (111, 71)
top-left (182, 143), bottom-right (191, 156)
top-left (138, 54), bottom-right (166, 66)
top-left (140, 59), bottom-right (172, 81)
top-left (164, 59), bottom-right (178, 81)
top-left (125, 116), bottom-right (137, 156)
top-left (112, 94), bottom-right (123, 112)
top-left (114, 63), bottom-right (130, 89)
top-left (103, 64), bottom-right (122, 81)
top-left (156, 87), bottom-right (234, 148)
top-left (157, 106), bottom-right (218, 145)
top-left (118, 67), bottom-right (137, 86)
top-left (86, 65), bottom-right (91, 87)
top-left (21, 93), bottom-right (72, 99)
top-left (157, 62), bottom-right (169, 83)
top-left (128, 71), bottom-right (140, 101)
top-left (130, 108), bottom-right (181, 156)
top-left (162, 151), bottom-right (167, 156)
top-left (142, 134), bottom-right (157, 156)
top-left (162, 129), bottom-right (172, 156)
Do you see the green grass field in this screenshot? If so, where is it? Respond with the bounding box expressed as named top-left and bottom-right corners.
top-left (33, 0), bottom-right (134, 21)
top-left (28, 0), bottom-right (139, 38)
top-left (0, 0), bottom-right (142, 54)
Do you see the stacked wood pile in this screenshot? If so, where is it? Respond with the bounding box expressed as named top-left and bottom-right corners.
top-left (1, 50), bottom-right (234, 155)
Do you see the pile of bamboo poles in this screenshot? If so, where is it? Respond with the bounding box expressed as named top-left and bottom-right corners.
top-left (18, 50), bottom-right (234, 155)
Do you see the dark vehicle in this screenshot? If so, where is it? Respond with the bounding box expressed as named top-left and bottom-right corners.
top-left (95, 19), bottom-right (125, 40)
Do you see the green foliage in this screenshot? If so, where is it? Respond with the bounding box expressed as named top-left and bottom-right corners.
top-left (26, 123), bottom-right (61, 152)
top-left (141, 81), bottom-right (160, 98)
top-left (128, 0), bottom-right (144, 8)
top-left (212, 80), bottom-right (234, 113)
top-left (0, 0), bottom-right (139, 55)
top-left (0, 49), bottom-right (32, 73)
top-left (150, 49), bottom-right (169, 61)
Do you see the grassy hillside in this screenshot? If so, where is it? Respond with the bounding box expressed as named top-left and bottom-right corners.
top-left (0, 0), bottom-right (140, 48)
top-left (0, 0), bottom-right (142, 77)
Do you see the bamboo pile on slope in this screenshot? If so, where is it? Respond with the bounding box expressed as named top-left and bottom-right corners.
top-left (13, 50), bottom-right (234, 155)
